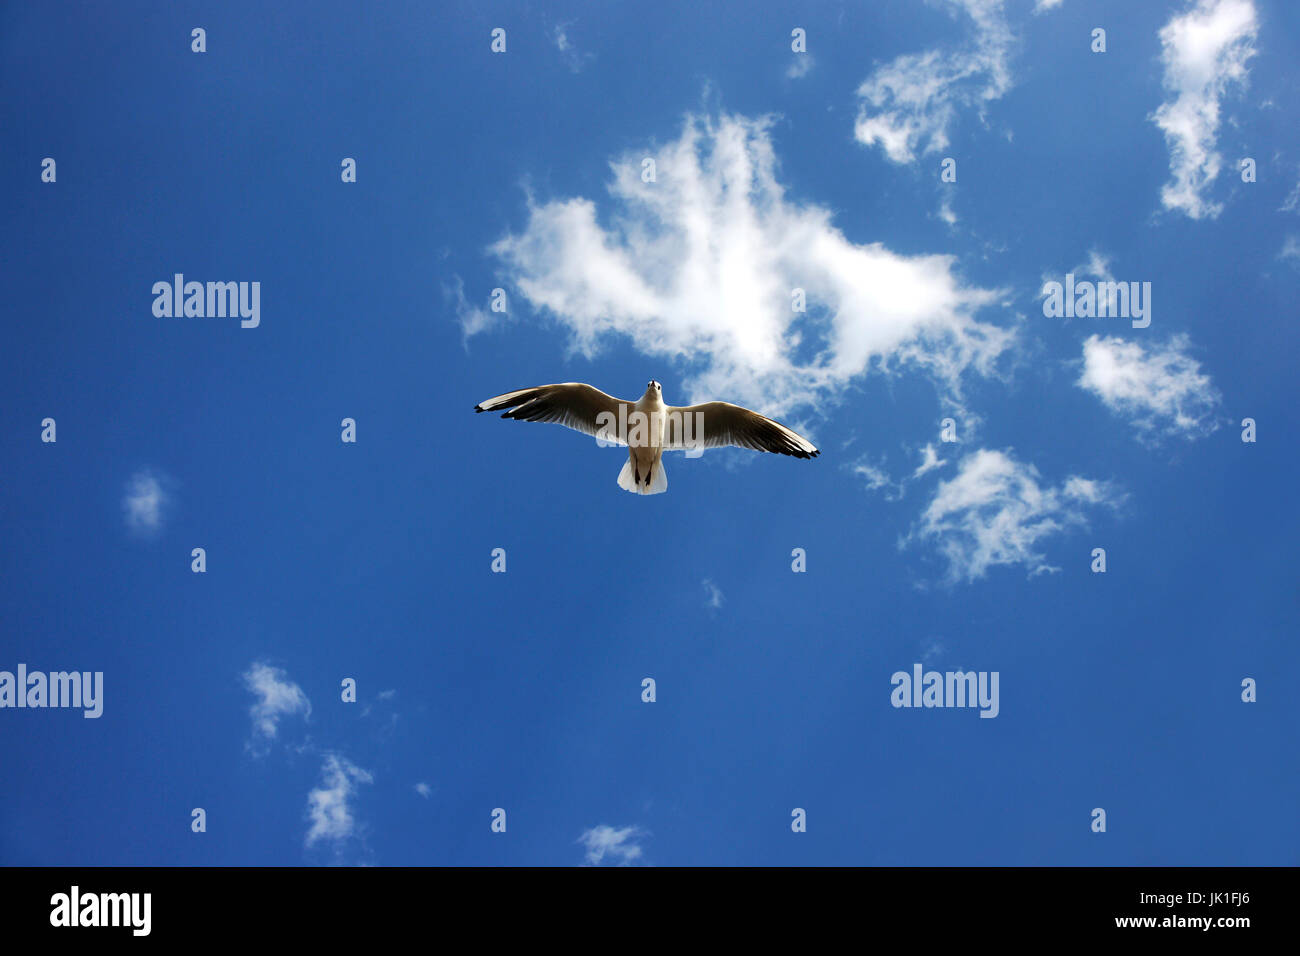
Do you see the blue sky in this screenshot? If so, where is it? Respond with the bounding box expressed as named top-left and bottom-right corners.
top-left (1, 0), bottom-right (1297, 866)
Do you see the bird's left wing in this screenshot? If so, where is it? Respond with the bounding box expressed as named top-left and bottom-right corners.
top-left (474, 383), bottom-right (632, 445)
top-left (663, 402), bottom-right (819, 459)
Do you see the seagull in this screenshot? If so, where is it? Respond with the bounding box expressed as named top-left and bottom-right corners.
top-left (474, 380), bottom-right (819, 495)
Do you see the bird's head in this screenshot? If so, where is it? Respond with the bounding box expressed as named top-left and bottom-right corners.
top-left (646, 379), bottom-right (662, 395)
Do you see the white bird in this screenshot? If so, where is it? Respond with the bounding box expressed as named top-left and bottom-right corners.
top-left (474, 380), bottom-right (819, 495)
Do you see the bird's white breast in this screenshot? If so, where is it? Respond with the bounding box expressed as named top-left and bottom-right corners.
top-left (631, 395), bottom-right (667, 449)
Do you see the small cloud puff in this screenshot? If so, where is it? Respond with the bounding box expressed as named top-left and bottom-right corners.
top-left (1077, 334), bottom-right (1222, 441)
top-left (578, 824), bottom-right (648, 866)
top-left (912, 448), bottom-right (1120, 582)
top-left (305, 753), bottom-right (373, 849)
top-left (243, 662), bottom-right (311, 753)
top-left (786, 55), bottom-right (815, 80)
top-left (123, 469), bottom-right (170, 535)
top-left (553, 23), bottom-right (594, 73)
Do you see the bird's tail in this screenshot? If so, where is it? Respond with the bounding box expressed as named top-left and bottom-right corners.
top-left (617, 454), bottom-right (668, 495)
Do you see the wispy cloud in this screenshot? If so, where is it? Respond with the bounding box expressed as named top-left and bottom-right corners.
top-left (578, 824), bottom-right (648, 866)
top-left (1278, 235), bottom-right (1300, 265)
top-left (853, 443), bottom-right (950, 500)
top-left (912, 443), bottom-right (950, 480)
top-left (912, 449), bottom-right (1118, 582)
top-left (854, 0), bottom-right (1014, 164)
top-left (553, 23), bottom-right (594, 73)
top-left (702, 579), bottom-right (724, 609)
top-left (1281, 176), bottom-right (1300, 213)
top-left (414, 782), bottom-right (432, 799)
top-left (446, 274), bottom-right (495, 340)
top-left (122, 469), bottom-right (169, 536)
top-left (243, 662), bottom-right (311, 753)
top-left (1151, 0), bottom-right (1258, 219)
top-left (477, 111), bottom-right (1012, 418)
top-left (305, 753), bottom-right (373, 850)
top-left (1077, 334), bottom-right (1222, 441)
top-left (852, 456), bottom-right (896, 496)
top-left (1075, 249), bottom-right (1115, 283)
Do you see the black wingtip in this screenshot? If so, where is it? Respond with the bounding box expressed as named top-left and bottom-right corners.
top-left (474, 405), bottom-right (485, 413)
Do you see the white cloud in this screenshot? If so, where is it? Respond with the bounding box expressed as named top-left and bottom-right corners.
top-left (854, 0), bottom-right (1014, 164)
top-left (479, 111), bottom-right (1012, 417)
top-left (446, 274), bottom-right (495, 340)
top-left (1076, 249), bottom-right (1114, 283)
top-left (305, 753), bottom-right (373, 848)
top-left (578, 824), bottom-right (647, 866)
top-left (1033, 0), bottom-right (1064, 11)
top-left (913, 448), bottom-right (1117, 582)
top-left (702, 579), bottom-right (724, 609)
top-left (122, 469), bottom-right (169, 535)
top-left (414, 782), bottom-right (432, 799)
top-left (1077, 334), bottom-right (1221, 440)
top-left (377, 689), bottom-right (397, 700)
top-left (853, 444), bottom-right (950, 499)
top-left (1151, 0), bottom-right (1258, 219)
top-left (243, 662), bottom-right (311, 752)
top-left (1281, 177), bottom-right (1300, 213)
top-left (553, 24), bottom-right (594, 73)
top-left (1037, 248), bottom-right (1115, 310)
top-left (912, 443), bottom-right (949, 479)
top-left (1278, 235), bottom-right (1300, 265)
top-left (786, 55), bottom-right (815, 80)
top-left (852, 457), bottom-right (895, 494)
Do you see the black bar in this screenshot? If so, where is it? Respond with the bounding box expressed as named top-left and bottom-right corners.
top-left (0, 866), bottom-right (1287, 941)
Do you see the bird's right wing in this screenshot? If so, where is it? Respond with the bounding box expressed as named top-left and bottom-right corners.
top-left (663, 402), bottom-right (820, 459)
top-left (474, 383), bottom-right (633, 445)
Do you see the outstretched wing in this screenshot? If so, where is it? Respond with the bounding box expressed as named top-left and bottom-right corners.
top-left (663, 402), bottom-right (819, 459)
top-left (474, 383), bottom-right (632, 445)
